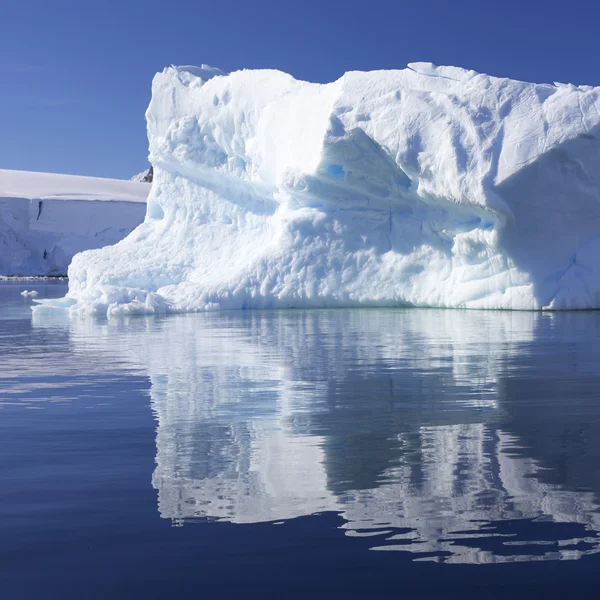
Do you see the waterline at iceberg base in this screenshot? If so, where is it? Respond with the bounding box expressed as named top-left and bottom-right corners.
top-left (37, 62), bottom-right (600, 316)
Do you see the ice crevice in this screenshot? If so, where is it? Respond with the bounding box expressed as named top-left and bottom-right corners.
top-left (33, 62), bottom-right (600, 316)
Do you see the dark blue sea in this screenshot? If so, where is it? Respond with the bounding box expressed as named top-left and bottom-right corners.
top-left (2, 280), bottom-right (600, 598)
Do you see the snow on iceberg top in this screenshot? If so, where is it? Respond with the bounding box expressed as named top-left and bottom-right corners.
top-left (0, 169), bottom-right (149, 203)
top-left (147, 61), bottom-right (600, 213)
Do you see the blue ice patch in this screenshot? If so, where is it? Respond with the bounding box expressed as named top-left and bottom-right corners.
top-left (326, 164), bottom-right (344, 178)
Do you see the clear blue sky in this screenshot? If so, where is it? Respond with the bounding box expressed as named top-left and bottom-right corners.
top-left (2, 0), bottom-right (599, 180)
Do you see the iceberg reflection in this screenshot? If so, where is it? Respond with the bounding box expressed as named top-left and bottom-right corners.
top-left (39, 308), bottom-right (600, 563)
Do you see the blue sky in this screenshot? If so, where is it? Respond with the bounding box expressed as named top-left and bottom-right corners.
top-left (2, 0), bottom-right (600, 180)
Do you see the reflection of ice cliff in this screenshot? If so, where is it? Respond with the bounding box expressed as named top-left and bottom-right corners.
top-left (47, 308), bottom-right (600, 563)
top-left (132, 310), bottom-right (599, 564)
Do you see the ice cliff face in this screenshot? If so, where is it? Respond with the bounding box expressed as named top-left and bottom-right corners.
top-left (0, 169), bottom-right (147, 277)
top-left (57, 63), bottom-right (600, 314)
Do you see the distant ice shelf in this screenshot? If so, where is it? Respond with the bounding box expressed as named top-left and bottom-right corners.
top-left (0, 169), bottom-right (148, 276)
top-left (33, 62), bottom-right (600, 315)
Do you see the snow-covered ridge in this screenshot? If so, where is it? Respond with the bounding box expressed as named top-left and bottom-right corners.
top-left (0, 169), bottom-right (147, 276)
top-left (41, 62), bottom-right (600, 314)
top-left (1, 169), bottom-right (149, 203)
top-left (130, 167), bottom-right (153, 183)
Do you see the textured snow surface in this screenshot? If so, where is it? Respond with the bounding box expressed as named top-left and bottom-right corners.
top-left (130, 168), bottom-right (153, 183)
top-left (49, 63), bottom-right (600, 314)
top-left (0, 169), bottom-right (148, 276)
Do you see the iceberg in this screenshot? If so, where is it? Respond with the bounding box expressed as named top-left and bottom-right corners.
top-left (54, 63), bottom-right (600, 314)
top-left (0, 169), bottom-right (147, 276)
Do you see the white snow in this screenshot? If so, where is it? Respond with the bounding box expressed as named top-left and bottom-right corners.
top-left (38, 62), bottom-right (600, 314)
top-left (0, 169), bottom-right (148, 276)
top-left (20, 290), bottom-right (38, 297)
top-left (130, 169), bottom-right (152, 183)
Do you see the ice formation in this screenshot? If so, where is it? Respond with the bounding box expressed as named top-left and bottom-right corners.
top-left (130, 167), bottom-right (153, 183)
top-left (49, 63), bottom-right (600, 313)
top-left (0, 169), bottom-right (147, 276)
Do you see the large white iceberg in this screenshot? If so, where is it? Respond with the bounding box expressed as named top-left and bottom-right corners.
top-left (0, 169), bottom-right (148, 276)
top-left (56, 63), bottom-right (600, 314)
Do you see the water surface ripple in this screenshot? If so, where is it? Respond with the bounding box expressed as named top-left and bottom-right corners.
top-left (3, 280), bottom-right (600, 594)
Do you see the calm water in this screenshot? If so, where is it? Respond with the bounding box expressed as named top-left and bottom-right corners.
top-left (2, 281), bottom-right (600, 597)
